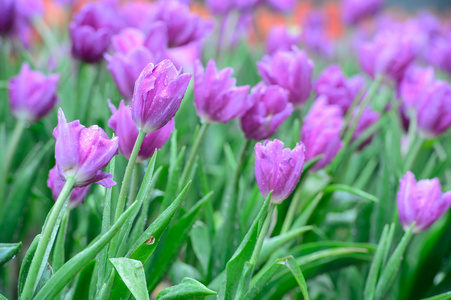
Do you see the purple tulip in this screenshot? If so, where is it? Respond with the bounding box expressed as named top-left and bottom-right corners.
top-left (314, 65), bottom-right (360, 112)
top-left (53, 109), bottom-right (118, 188)
top-left (351, 107), bottom-right (380, 148)
top-left (47, 166), bottom-right (90, 208)
top-left (266, 26), bottom-right (300, 55)
top-left (131, 59), bottom-right (191, 133)
top-left (358, 26), bottom-right (420, 82)
top-left (343, 0), bottom-right (383, 25)
top-left (301, 11), bottom-right (334, 59)
top-left (397, 171), bottom-right (451, 233)
top-left (258, 46), bottom-right (313, 107)
top-left (302, 97), bottom-right (343, 170)
top-left (106, 47), bottom-right (156, 101)
top-left (111, 28), bottom-right (145, 54)
top-left (70, 2), bottom-right (119, 63)
top-left (426, 33), bottom-right (451, 74)
top-left (119, 2), bottom-right (158, 31)
top-left (154, 0), bottom-right (212, 48)
top-left (108, 100), bottom-right (174, 162)
top-left (206, 0), bottom-right (234, 15)
top-left (254, 139), bottom-right (305, 204)
top-left (8, 63), bottom-right (59, 123)
top-left (241, 82), bottom-right (292, 140)
top-left (265, 0), bottom-right (295, 12)
top-left (0, 0), bottom-right (15, 34)
top-left (399, 66), bottom-right (435, 110)
top-left (194, 59), bottom-right (250, 123)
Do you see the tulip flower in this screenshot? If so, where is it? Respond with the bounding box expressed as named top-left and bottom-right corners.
top-left (111, 28), bottom-right (145, 54)
top-left (194, 59), bottom-right (250, 123)
top-left (266, 26), bottom-right (300, 55)
top-left (0, 0), bottom-right (15, 34)
top-left (343, 0), bottom-right (383, 25)
top-left (131, 59), bottom-right (191, 133)
top-left (109, 100), bottom-right (174, 162)
top-left (70, 2), bottom-right (118, 63)
top-left (351, 107), bottom-right (380, 148)
top-left (425, 33), bottom-right (451, 74)
top-left (8, 63), bottom-right (59, 123)
top-left (258, 47), bottom-right (313, 107)
top-left (254, 139), bottom-right (305, 204)
top-left (302, 97), bottom-right (343, 170)
top-left (53, 108), bottom-right (118, 188)
top-left (241, 82), bottom-right (292, 140)
top-left (47, 166), bottom-right (90, 209)
top-left (301, 11), bottom-right (334, 59)
top-left (397, 171), bottom-right (451, 233)
top-left (399, 66), bottom-right (435, 110)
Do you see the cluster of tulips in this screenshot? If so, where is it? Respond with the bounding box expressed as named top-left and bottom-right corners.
top-left (1, 0), bottom-right (451, 299)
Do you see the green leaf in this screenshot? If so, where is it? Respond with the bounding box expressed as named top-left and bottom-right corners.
top-left (218, 194), bottom-right (271, 300)
top-left (190, 222), bottom-right (211, 277)
top-left (375, 224), bottom-right (414, 300)
top-left (324, 184), bottom-right (379, 203)
top-left (73, 260), bottom-right (96, 300)
top-left (34, 263), bottom-right (53, 297)
top-left (0, 242), bottom-right (21, 266)
top-left (0, 294), bottom-right (7, 300)
top-left (421, 292), bottom-right (451, 300)
top-left (364, 224), bottom-right (392, 300)
top-left (110, 258), bottom-right (148, 300)
top-left (33, 201), bottom-right (139, 300)
top-left (283, 256), bottom-right (309, 300)
top-left (18, 235), bottom-right (40, 297)
top-left (146, 191), bottom-right (214, 292)
top-left (156, 277), bottom-right (216, 300)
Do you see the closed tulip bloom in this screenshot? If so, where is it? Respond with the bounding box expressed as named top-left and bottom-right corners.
top-left (47, 166), bottom-right (90, 208)
top-left (109, 100), bottom-right (174, 162)
top-left (266, 26), bottom-right (300, 55)
top-left (254, 139), bottom-right (305, 204)
top-left (241, 82), bottom-right (292, 140)
top-left (302, 97), bottom-right (343, 170)
top-left (399, 66), bottom-right (435, 109)
top-left (0, 0), bottom-right (15, 34)
top-left (70, 2), bottom-right (118, 63)
top-left (106, 47), bottom-right (155, 100)
top-left (8, 63), bottom-right (59, 123)
top-left (397, 171), bottom-right (451, 233)
top-left (53, 109), bottom-right (118, 188)
top-left (343, 0), bottom-right (383, 25)
top-left (111, 28), bottom-right (145, 54)
top-left (426, 33), bottom-right (451, 75)
top-left (194, 59), bottom-right (250, 123)
top-left (131, 59), bottom-right (191, 133)
top-left (258, 47), bottom-right (313, 107)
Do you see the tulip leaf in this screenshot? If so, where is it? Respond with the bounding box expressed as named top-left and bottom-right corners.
top-left (146, 191), bottom-right (214, 292)
top-left (0, 242), bottom-right (21, 266)
top-left (33, 201), bottom-right (138, 300)
top-left (282, 256), bottom-right (309, 300)
top-left (190, 222), bottom-right (211, 277)
top-left (0, 294), bottom-right (6, 300)
top-left (217, 194), bottom-right (270, 300)
top-left (18, 235), bottom-right (40, 297)
top-left (110, 258), bottom-right (148, 300)
top-left (73, 260), bottom-right (96, 300)
top-left (156, 277), bottom-right (216, 300)
top-left (324, 184), bottom-right (379, 202)
top-left (421, 292), bottom-right (451, 300)
top-left (34, 263), bottom-right (53, 297)
top-left (375, 224), bottom-right (414, 300)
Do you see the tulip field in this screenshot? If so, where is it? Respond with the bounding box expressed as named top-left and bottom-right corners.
top-left (1, 0), bottom-right (451, 299)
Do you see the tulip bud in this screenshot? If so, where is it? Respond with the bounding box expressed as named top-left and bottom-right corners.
top-left (194, 59), bottom-right (250, 123)
top-left (342, 0), bottom-right (383, 25)
top-left (254, 139), bottom-right (305, 204)
top-left (109, 100), bottom-right (174, 162)
top-left (399, 66), bottom-right (435, 110)
top-left (266, 26), bottom-right (300, 55)
top-left (111, 28), bottom-right (145, 54)
top-left (8, 63), bottom-right (59, 123)
top-left (240, 82), bottom-right (292, 140)
top-left (397, 171), bottom-right (451, 233)
top-left (53, 108), bottom-right (118, 188)
top-left (0, 0), bottom-right (15, 34)
top-left (47, 166), bottom-right (90, 208)
top-left (131, 59), bottom-right (191, 133)
top-left (302, 97), bottom-right (343, 170)
top-left (258, 46), bottom-right (313, 107)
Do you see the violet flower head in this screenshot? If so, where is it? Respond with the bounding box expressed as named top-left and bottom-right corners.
top-left (119, 2), bottom-right (158, 31)
top-left (241, 82), bottom-right (292, 140)
top-left (258, 47), bottom-right (313, 108)
top-left (358, 26), bottom-right (420, 82)
top-left (265, 0), bottom-right (295, 13)
top-left (0, 0), bottom-right (15, 34)
top-left (70, 2), bottom-right (119, 63)
top-left (302, 97), bottom-right (343, 170)
top-left (131, 59), bottom-right (191, 133)
top-left (254, 139), bottom-right (305, 204)
top-left (154, 0), bottom-right (212, 48)
top-left (206, 0), bottom-right (234, 15)
top-left (351, 107), bottom-right (380, 149)
top-left (194, 59), bottom-right (250, 123)
top-left (397, 171), bottom-right (451, 233)
top-left (47, 166), bottom-right (90, 208)
top-left (8, 63), bottom-right (59, 123)
top-left (343, 0), bottom-right (383, 25)
top-left (266, 25), bottom-right (301, 55)
top-left (399, 66), bottom-right (435, 110)
top-left (111, 28), bottom-right (145, 54)
top-left (109, 100), bottom-right (174, 162)
top-left (106, 47), bottom-right (156, 101)
top-left (301, 11), bottom-right (334, 59)
top-left (53, 109), bottom-right (118, 188)
top-left (314, 65), bottom-right (358, 112)
top-left (426, 33), bottom-right (451, 74)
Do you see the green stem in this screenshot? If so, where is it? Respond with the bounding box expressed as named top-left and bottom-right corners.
top-left (280, 187), bottom-right (302, 234)
top-left (113, 131), bottom-right (146, 223)
top-left (52, 208), bottom-right (70, 273)
top-left (21, 177), bottom-right (75, 300)
top-left (0, 118), bottom-right (26, 202)
top-left (126, 166), bottom-right (140, 208)
top-left (179, 122), bottom-right (209, 189)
